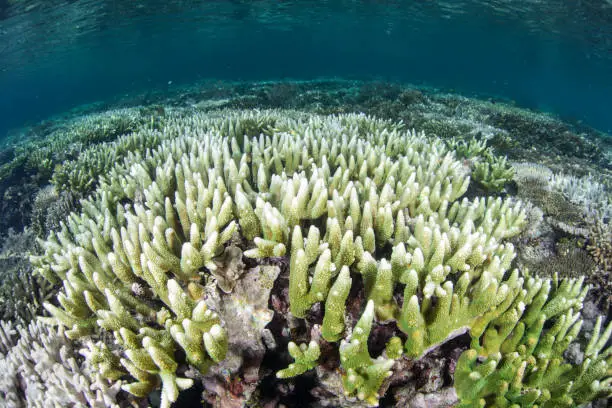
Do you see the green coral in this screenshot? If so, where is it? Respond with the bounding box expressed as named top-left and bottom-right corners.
top-left (447, 136), bottom-right (488, 160)
top-left (446, 136), bottom-right (515, 193)
top-left (51, 128), bottom-right (163, 194)
top-left (277, 340), bottom-right (321, 378)
top-left (456, 274), bottom-right (611, 408)
top-left (339, 300), bottom-right (395, 405)
top-left (321, 265), bottom-right (353, 342)
top-left (473, 155), bottom-right (515, 193)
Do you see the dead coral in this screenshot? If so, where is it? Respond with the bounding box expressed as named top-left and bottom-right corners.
top-left (201, 264), bottom-right (281, 406)
top-left (211, 245), bottom-right (246, 293)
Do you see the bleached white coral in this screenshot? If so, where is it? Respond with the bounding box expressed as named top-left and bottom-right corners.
top-left (551, 172), bottom-right (612, 219)
top-left (0, 319), bottom-right (120, 408)
top-left (511, 161), bottom-right (553, 189)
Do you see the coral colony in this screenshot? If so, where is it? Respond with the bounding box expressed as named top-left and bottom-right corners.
top-left (1, 108), bottom-right (610, 407)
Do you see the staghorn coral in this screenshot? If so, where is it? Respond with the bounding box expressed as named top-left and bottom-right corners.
top-left (51, 125), bottom-right (165, 195)
top-left (0, 265), bottom-right (55, 323)
top-left (0, 107), bottom-right (158, 238)
top-left (445, 136), bottom-right (515, 193)
top-left (472, 155), bottom-right (515, 193)
top-left (30, 109), bottom-right (317, 406)
top-left (4, 108), bottom-right (147, 186)
top-left (29, 109), bottom-right (611, 407)
top-left (456, 274), bottom-right (611, 407)
top-left (338, 300), bottom-right (395, 405)
top-left (276, 340), bottom-right (321, 379)
top-left (446, 136), bottom-right (488, 160)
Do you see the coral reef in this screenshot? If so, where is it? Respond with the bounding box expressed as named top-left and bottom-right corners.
top-left (30, 185), bottom-right (80, 239)
top-left (456, 274), bottom-right (612, 407)
top-left (511, 161), bottom-right (612, 311)
top-left (51, 124), bottom-right (165, 195)
top-left (27, 109), bottom-right (611, 407)
top-left (0, 228), bottom-right (55, 323)
top-left (447, 137), bottom-right (514, 193)
top-left (0, 319), bottom-right (120, 407)
top-left (0, 108), bottom-right (157, 236)
top-left (2, 108), bottom-right (146, 186)
top-left (472, 156), bottom-right (514, 193)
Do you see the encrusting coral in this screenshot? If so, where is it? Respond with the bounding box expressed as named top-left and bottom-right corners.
top-left (28, 109), bottom-right (611, 407)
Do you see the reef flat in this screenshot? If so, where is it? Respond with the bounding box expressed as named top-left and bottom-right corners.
top-left (0, 80), bottom-right (610, 408)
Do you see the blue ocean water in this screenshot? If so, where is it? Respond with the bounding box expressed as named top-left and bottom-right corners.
top-left (1, 3), bottom-right (612, 408)
top-left (0, 0), bottom-right (611, 138)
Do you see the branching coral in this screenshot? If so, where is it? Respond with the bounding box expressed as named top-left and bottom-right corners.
top-left (51, 127), bottom-right (164, 195)
top-left (31, 185), bottom-right (79, 238)
top-left (0, 228), bottom-right (56, 323)
top-left (29, 109), bottom-right (611, 407)
top-left (339, 300), bottom-right (395, 405)
top-left (446, 136), bottom-right (488, 160)
top-left (0, 319), bottom-right (121, 407)
top-left (473, 156), bottom-right (515, 193)
top-left (276, 340), bottom-right (321, 379)
top-left (457, 274), bottom-right (611, 407)
top-left (446, 137), bottom-right (514, 193)
top-left (2, 108), bottom-right (146, 187)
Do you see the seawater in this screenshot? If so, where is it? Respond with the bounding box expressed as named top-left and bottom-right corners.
top-left (0, 0), bottom-right (611, 137)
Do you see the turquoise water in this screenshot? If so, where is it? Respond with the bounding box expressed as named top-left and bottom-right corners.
top-left (1, 0), bottom-right (611, 137)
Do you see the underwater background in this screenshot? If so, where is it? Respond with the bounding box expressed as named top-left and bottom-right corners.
top-left (0, 1), bottom-right (611, 408)
top-left (1, 0), bottom-right (612, 137)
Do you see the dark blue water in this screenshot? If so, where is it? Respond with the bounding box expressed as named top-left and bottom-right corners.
top-left (1, 0), bottom-right (611, 137)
